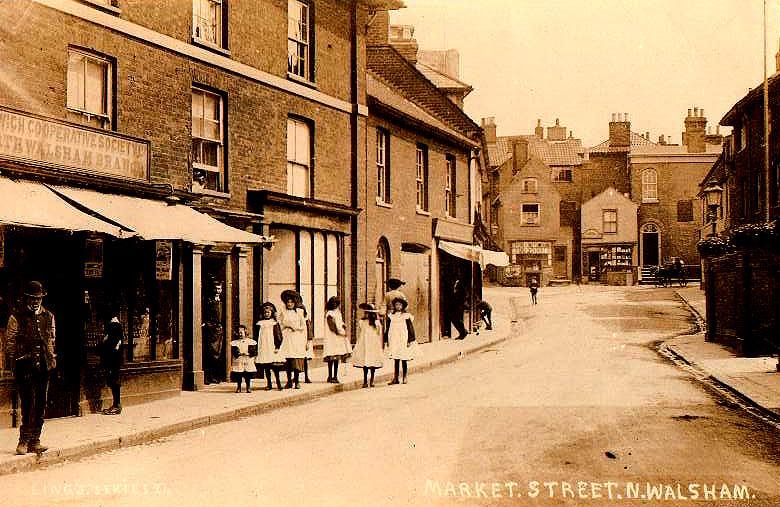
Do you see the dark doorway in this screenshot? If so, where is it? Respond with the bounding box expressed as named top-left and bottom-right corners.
top-left (587, 251), bottom-right (601, 281)
top-left (202, 256), bottom-right (227, 384)
top-left (642, 232), bottom-right (659, 266)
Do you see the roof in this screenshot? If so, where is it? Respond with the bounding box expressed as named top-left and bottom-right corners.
top-left (415, 61), bottom-right (473, 93)
top-left (630, 143), bottom-right (723, 156)
top-left (589, 131), bottom-right (656, 154)
top-left (491, 135), bottom-right (584, 168)
top-left (367, 72), bottom-right (478, 147)
top-left (367, 45), bottom-right (481, 137)
top-left (721, 72), bottom-right (780, 126)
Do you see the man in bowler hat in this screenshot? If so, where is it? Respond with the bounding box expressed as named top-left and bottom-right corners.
top-left (5, 281), bottom-right (56, 455)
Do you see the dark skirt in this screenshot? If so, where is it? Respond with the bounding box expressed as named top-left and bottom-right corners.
top-left (286, 358), bottom-right (305, 372)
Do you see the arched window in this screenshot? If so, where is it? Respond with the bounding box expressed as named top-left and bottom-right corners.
top-left (642, 169), bottom-right (658, 201)
top-left (375, 238), bottom-right (390, 303)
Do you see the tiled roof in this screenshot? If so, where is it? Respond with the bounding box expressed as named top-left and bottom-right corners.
top-left (367, 46), bottom-right (481, 137)
top-left (415, 62), bottom-right (473, 92)
top-left (630, 143), bottom-right (723, 156)
top-left (589, 131), bottom-right (656, 153)
top-left (367, 72), bottom-right (477, 147)
top-left (491, 135), bottom-right (584, 168)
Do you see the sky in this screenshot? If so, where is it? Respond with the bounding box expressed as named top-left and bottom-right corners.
top-left (390, 0), bottom-right (780, 147)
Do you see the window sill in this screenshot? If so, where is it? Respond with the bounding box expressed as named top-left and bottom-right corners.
top-left (376, 198), bottom-right (393, 209)
top-left (78, 0), bottom-right (121, 14)
top-left (521, 223), bottom-right (540, 227)
top-left (192, 37), bottom-right (231, 57)
top-left (287, 72), bottom-right (318, 90)
top-left (642, 198), bottom-right (659, 204)
top-left (415, 208), bottom-right (431, 216)
top-left (192, 187), bottom-right (231, 199)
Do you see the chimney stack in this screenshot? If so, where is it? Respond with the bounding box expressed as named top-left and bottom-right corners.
top-left (389, 25), bottom-right (419, 64)
top-left (511, 138), bottom-right (529, 173)
top-left (609, 112), bottom-right (631, 148)
top-left (481, 117), bottom-right (497, 144)
top-left (534, 119), bottom-right (544, 139)
top-left (547, 118), bottom-right (567, 141)
top-left (683, 106), bottom-right (707, 153)
top-left (658, 134), bottom-right (666, 145)
top-left (366, 10), bottom-right (390, 45)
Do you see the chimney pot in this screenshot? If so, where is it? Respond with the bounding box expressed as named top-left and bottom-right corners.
top-left (612, 113), bottom-right (616, 122)
top-left (716, 125), bottom-right (720, 135)
top-left (624, 113), bottom-right (629, 122)
top-left (700, 109), bottom-right (705, 118)
top-left (555, 118), bottom-right (560, 126)
top-left (688, 108), bottom-right (692, 117)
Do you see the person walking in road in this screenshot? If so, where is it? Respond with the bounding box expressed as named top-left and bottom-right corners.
top-left (530, 278), bottom-right (539, 305)
top-left (278, 290), bottom-right (307, 389)
top-left (386, 297), bottom-right (415, 385)
top-left (255, 302), bottom-right (284, 391)
top-left (5, 281), bottom-right (56, 455)
top-left (351, 303), bottom-right (383, 388)
top-left (230, 325), bottom-right (257, 393)
top-left (323, 296), bottom-right (350, 383)
top-left (100, 313), bottom-right (124, 415)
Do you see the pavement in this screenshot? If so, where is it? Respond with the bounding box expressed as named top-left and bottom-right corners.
top-left (0, 288), bottom-right (525, 477)
top-left (666, 284), bottom-right (780, 419)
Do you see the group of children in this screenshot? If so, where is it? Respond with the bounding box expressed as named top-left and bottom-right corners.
top-left (229, 290), bottom-right (417, 393)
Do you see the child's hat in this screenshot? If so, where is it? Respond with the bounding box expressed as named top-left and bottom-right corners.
top-left (358, 302), bottom-right (379, 312)
top-left (280, 289), bottom-right (301, 303)
top-left (390, 297), bottom-right (408, 310)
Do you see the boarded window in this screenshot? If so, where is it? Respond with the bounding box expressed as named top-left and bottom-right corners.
top-left (677, 199), bottom-right (694, 222)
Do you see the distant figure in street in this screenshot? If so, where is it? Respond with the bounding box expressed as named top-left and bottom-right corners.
top-left (5, 281), bottom-right (56, 455)
top-left (530, 278), bottom-right (539, 305)
top-left (476, 299), bottom-right (493, 330)
top-left (255, 302), bottom-right (284, 391)
top-left (101, 313), bottom-right (125, 415)
top-left (323, 296), bottom-right (350, 384)
top-left (449, 279), bottom-right (468, 340)
top-left (230, 325), bottom-right (257, 393)
top-left (386, 297), bottom-right (416, 385)
top-left (278, 290), bottom-right (307, 389)
top-left (352, 303), bottom-right (383, 388)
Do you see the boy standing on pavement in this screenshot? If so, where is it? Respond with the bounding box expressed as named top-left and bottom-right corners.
top-left (5, 281), bottom-right (56, 455)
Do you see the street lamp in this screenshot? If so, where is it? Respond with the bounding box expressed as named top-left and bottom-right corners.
top-left (702, 180), bottom-right (723, 236)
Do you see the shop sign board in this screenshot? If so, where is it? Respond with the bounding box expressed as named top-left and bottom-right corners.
top-left (155, 240), bottom-right (173, 280)
top-left (0, 106), bottom-right (149, 181)
top-left (516, 241), bottom-right (550, 255)
top-left (84, 237), bottom-right (103, 278)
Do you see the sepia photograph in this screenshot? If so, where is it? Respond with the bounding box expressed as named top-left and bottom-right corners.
top-left (0, 0), bottom-right (779, 505)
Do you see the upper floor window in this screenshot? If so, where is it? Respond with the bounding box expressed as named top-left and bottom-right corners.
top-left (445, 155), bottom-right (456, 217)
top-left (66, 49), bottom-right (113, 130)
top-left (521, 203), bottom-right (540, 225)
top-left (642, 168), bottom-right (658, 202)
top-left (603, 209), bottom-right (618, 233)
top-left (522, 178), bottom-right (537, 193)
top-left (288, 0), bottom-right (312, 80)
top-left (193, 0), bottom-right (226, 48)
top-left (554, 167), bottom-right (572, 182)
top-left (738, 123), bottom-right (747, 151)
top-left (191, 87), bottom-right (225, 192)
top-left (376, 129), bottom-right (391, 204)
top-left (416, 144), bottom-right (429, 211)
top-left (287, 117), bottom-right (312, 198)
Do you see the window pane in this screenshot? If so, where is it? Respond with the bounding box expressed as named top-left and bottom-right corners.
top-left (267, 228), bottom-right (297, 313)
top-left (312, 232), bottom-right (326, 339)
top-left (294, 164), bottom-right (309, 196)
top-left (295, 120), bottom-right (310, 163)
top-left (191, 92), bottom-right (203, 136)
top-left (299, 230), bottom-right (313, 318)
top-left (85, 60), bottom-right (105, 114)
top-left (286, 119), bottom-right (297, 160)
top-left (326, 234), bottom-right (338, 290)
top-left (203, 118), bottom-right (220, 141)
top-left (67, 53), bottom-right (84, 109)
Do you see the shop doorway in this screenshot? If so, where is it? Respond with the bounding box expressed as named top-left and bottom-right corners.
top-left (642, 224), bottom-right (660, 266)
top-left (3, 229), bottom-right (83, 418)
top-left (202, 256), bottom-right (227, 384)
top-left (588, 251), bottom-right (601, 281)
top-left (399, 249), bottom-right (430, 343)
top-left (553, 246), bottom-right (567, 279)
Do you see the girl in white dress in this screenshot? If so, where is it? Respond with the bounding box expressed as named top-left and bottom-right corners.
top-left (278, 290), bottom-right (307, 389)
top-left (323, 297), bottom-right (351, 383)
top-left (230, 325), bottom-right (257, 393)
top-left (351, 303), bottom-right (383, 388)
top-left (297, 301), bottom-right (314, 384)
top-left (386, 297), bottom-right (416, 385)
top-left (255, 302), bottom-right (284, 391)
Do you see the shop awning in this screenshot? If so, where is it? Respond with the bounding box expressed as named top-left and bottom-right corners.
top-left (49, 186), bottom-right (270, 244)
top-left (438, 240), bottom-right (510, 268)
top-left (0, 177), bottom-right (129, 237)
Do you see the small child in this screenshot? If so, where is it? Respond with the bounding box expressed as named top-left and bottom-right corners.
top-left (323, 296), bottom-right (350, 383)
top-left (386, 297), bottom-right (415, 385)
top-left (530, 278), bottom-right (539, 305)
top-left (278, 290), bottom-right (307, 389)
top-left (230, 325), bottom-right (257, 393)
top-left (352, 302), bottom-right (383, 388)
top-left (255, 302), bottom-right (285, 391)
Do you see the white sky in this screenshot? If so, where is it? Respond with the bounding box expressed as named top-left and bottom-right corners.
top-left (390, 0), bottom-right (780, 146)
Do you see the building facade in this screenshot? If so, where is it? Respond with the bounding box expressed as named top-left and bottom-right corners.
top-left (0, 0), bottom-right (401, 427)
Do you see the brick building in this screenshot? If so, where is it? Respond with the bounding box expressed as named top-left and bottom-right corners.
top-left (0, 0), bottom-right (401, 427)
top-left (363, 15), bottom-right (487, 341)
top-left (699, 58), bottom-right (780, 356)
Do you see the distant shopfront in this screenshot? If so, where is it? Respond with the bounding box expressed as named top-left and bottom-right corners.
top-left (506, 240), bottom-right (552, 287)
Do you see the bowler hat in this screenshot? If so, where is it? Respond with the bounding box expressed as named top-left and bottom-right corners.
top-left (23, 281), bottom-right (47, 298)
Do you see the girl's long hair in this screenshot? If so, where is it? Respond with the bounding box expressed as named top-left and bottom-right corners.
top-left (366, 310), bottom-right (378, 328)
